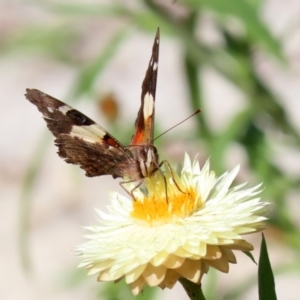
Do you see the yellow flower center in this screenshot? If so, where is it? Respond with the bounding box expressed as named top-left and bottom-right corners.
top-left (130, 170), bottom-right (202, 226)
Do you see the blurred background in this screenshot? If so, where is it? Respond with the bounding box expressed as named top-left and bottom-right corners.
top-left (1, 0), bottom-right (300, 299)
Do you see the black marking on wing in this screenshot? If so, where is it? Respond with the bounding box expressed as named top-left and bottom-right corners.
top-left (25, 88), bottom-right (88, 137)
top-left (66, 109), bottom-right (95, 126)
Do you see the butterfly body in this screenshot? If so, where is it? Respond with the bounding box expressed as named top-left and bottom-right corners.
top-left (25, 29), bottom-right (161, 194)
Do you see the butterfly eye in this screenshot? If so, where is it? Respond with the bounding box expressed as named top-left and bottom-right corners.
top-left (142, 148), bottom-right (148, 157)
top-left (66, 109), bottom-right (94, 126)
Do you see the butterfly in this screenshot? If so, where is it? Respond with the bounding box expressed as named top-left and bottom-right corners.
top-left (25, 29), bottom-right (163, 197)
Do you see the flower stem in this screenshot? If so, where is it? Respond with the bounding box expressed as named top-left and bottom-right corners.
top-left (179, 278), bottom-right (206, 300)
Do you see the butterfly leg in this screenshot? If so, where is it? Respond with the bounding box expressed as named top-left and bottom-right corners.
top-left (120, 169), bottom-right (168, 203)
top-left (161, 160), bottom-right (186, 194)
top-left (155, 161), bottom-right (169, 203)
top-left (119, 179), bottom-right (144, 201)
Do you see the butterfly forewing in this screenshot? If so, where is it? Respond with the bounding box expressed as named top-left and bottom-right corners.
top-left (131, 28), bottom-right (159, 146)
top-left (25, 89), bottom-right (140, 178)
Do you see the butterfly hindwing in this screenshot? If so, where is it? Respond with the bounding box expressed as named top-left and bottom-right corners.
top-left (131, 28), bottom-right (159, 146)
top-left (25, 89), bottom-right (135, 178)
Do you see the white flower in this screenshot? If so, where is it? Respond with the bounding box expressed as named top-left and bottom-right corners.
top-left (75, 154), bottom-right (270, 295)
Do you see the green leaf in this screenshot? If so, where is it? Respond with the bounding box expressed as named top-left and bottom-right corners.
top-left (68, 27), bottom-right (129, 100)
top-left (37, 2), bottom-right (165, 34)
top-left (179, 278), bottom-right (206, 300)
top-left (243, 251), bottom-right (257, 264)
top-left (38, 2), bottom-right (127, 16)
top-left (180, 0), bottom-right (284, 60)
top-left (99, 279), bottom-right (157, 300)
top-left (258, 234), bottom-right (277, 300)
top-left (19, 133), bottom-right (51, 271)
top-left (1, 25), bottom-right (77, 62)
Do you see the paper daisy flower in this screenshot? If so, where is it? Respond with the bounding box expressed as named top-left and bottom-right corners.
top-left (75, 154), bottom-right (270, 295)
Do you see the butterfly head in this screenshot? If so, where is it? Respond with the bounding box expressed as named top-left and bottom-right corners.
top-left (132, 145), bottom-right (159, 178)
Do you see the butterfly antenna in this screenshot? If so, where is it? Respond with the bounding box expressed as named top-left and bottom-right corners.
top-left (152, 109), bottom-right (201, 142)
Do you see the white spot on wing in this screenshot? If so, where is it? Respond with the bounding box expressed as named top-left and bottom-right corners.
top-left (143, 93), bottom-right (154, 119)
top-left (70, 124), bottom-right (106, 143)
top-left (47, 107), bottom-right (54, 113)
top-left (153, 62), bottom-right (158, 70)
top-left (58, 105), bottom-right (72, 114)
